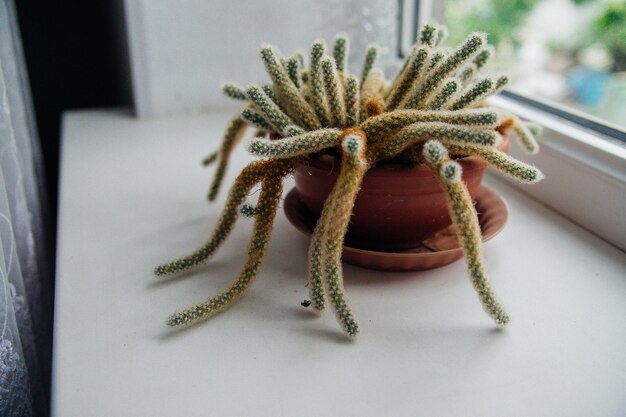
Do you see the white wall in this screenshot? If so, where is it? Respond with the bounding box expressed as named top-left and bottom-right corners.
top-left (124, 0), bottom-right (399, 117)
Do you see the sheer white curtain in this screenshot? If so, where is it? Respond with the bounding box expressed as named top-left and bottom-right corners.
top-left (0, 0), bottom-right (53, 415)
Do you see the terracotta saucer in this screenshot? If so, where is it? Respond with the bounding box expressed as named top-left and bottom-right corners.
top-left (283, 185), bottom-right (509, 272)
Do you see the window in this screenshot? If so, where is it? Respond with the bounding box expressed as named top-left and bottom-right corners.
top-left (403, 0), bottom-right (626, 250)
top-left (444, 0), bottom-right (626, 135)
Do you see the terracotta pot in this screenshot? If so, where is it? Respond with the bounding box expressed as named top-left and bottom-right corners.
top-left (294, 135), bottom-right (509, 251)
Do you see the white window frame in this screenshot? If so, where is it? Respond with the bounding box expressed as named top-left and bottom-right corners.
top-left (409, 0), bottom-right (626, 251)
top-left (489, 95), bottom-right (626, 251)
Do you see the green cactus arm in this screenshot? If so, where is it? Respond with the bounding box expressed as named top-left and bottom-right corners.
top-left (321, 56), bottom-right (347, 128)
top-left (283, 124), bottom-right (306, 137)
top-left (361, 68), bottom-right (385, 97)
top-left (261, 83), bottom-right (293, 117)
top-left (261, 84), bottom-right (279, 103)
top-left (444, 141), bottom-right (544, 183)
top-left (448, 78), bottom-right (494, 110)
top-left (360, 68), bottom-right (385, 121)
top-left (441, 159), bottom-right (464, 182)
top-left (525, 121), bottom-right (543, 137)
top-left (427, 49), bottom-right (447, 70)
top-left (333, 33), bottom-right (349, 73)
top-left (319, 131), bottom-right (369, 337)
top-left (458, 63), bottom-right (478, 86)
top-left (304, 132), bottom-right (366, 315)
top-left (310, 39), bottom-right (331, 127)
top-left (307, 215), bottom-right (328, 311)
top-left (377, 122), bottom-right (500, 161)
top-left (390, 47), bottom-right (412, 89)
top-left (422, 140), bottom-right (510, 327)
top-left (360, 44), bottom-right (379, 86)
top-left (419, 24), bottom-right (437, 47)
top-left (155, 159), bottom-right (281, 277)
top-left (310, 39), bottom-right (326, 72)
top-left (306, 174), bottom-right (338, 312)
top-left (294, 50), bottom-right (305, 67)
top-left (473, 45), bottom-right (494, 69)
top-left (202, 150), bottom-right (219, 166)
top-left (246, 84), bottom-right (298, 134)
top-left (240, 107), bottom-right (275, 132)
top-left (385, 46), bottom-right (429, 111)
top-left (206, 115), bottom-right (248, 201)
top-left (247, 128), bottom-right (342, 158)
top-left (361, 109), bottom-right (502, 140)
top-left (222, 82), bottom-right (247, 100)
top-left (492, 75), bottom-right (509, 95)
top-left (165, 176), bottom-right (284, 328)
top-left (260, 44), bottom-right (321, 130)
top-left (512, 120), bottom-right (540, 154)
top-left (428, 78), bottom-right (459, 110)
top-left (344, 74), bottom-right (360, 127)
top-left (286, 56), bottom-right (302, 89)
top-left (402, 32), bottom-right (486, 109)
top-left (421, 137), bottom-right (446, 164)
top-left (387, 67), bottom-right (406, 97)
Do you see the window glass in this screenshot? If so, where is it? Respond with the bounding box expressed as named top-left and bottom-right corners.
top-left (445, 0), bottom-right (626, 130)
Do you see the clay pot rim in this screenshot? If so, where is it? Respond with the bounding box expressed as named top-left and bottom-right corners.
top-left (303, 134), bottom-right (509, 179)
top-left (305, 152), bottom-right (486, 179)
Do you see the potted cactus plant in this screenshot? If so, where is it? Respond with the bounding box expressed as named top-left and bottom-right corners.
top-left (154, 24), bottom-right (543, 338)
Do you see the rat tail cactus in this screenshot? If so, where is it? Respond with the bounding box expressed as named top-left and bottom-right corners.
top-left (422, 140), bottom-right (509, 326)
top-left (156, 24), bottom-right (544, 339)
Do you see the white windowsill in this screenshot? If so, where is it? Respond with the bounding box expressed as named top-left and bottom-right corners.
top-left (52, 108), bottom-right (626, 417)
